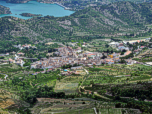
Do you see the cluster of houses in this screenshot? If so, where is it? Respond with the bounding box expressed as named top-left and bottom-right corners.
top-left (109, 38), bottom-right (150, 56)
top-left (13, 44), bottom-right (36, 50)
top-left (0, 53), bottom-right (9, 57)
top-left (123, 39), bottom-right (150, 44)
top-left (109, 39), bottom-right (149, 50)
top-left (30, 45), bottom-right (137, 72)
top-left (109, 42), bottom-right (130, 51)
top-left (2, 37), bottom-right (151, 70)
top-left (3, 38), bottom-right (147, 68)
top-left (3, 44), bottom-right (37, 66)
top-left (9, 54), bottom-right (25, 67)
top-left (56, 46), bottom-right (82, 57)
top-left (0, 52), bottom-right (26, 65)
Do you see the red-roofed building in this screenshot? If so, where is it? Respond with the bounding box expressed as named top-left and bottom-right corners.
top-left (140, 46), bottom-right (146, 49)
top-left (77, 47), bottom-right (81, 50)
top-left (119, 43), bottom-right (123, 46)
top-left (124, 51), bottom-right (132, 56)
top-left (104, 59), bottom-right (114, 64)
top-left (17, 53), bottom-right (25, 56)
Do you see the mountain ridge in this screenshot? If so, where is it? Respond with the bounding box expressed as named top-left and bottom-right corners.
top-left (1, 0), bottom-right (152, 11)
top-left (0, 1), bottom-right (152, 42)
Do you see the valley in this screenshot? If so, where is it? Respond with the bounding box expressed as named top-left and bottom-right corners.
top-left (1, 0), bottom-right (152, 114)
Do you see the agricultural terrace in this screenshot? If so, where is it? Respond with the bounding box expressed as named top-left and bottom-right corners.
top-left (0, 64), bottom-right (88, 107)
top-left (82, 64), bottom-right (152, 86)
top-left (54, 76), bottom-right (84, 95)
top-left (0, 64), bottom-right (65, 104)
top-left (133, 49), bottom-right (152, 62)
top-left (0, 63), bottom-right (152, 113)
top-left (32, 98), bottom-right (141, 114)
top-left (31, 98), bottom-right (94, 114)
top-left (85, 40), bottom-right (118, 53)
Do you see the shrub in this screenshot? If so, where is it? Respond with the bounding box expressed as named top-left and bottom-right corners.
top-left (115, 103), bottom-right (122, 108)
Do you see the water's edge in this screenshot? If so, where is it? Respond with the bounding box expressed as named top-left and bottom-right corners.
top-left (0, 1), bottom-right (75, 20)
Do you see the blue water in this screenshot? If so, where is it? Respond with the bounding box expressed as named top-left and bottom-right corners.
top-left (0, 1), bottom-right (75, 20)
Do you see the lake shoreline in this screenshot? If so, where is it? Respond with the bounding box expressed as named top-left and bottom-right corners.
top-left (0, 1), bottom-right (75, 20)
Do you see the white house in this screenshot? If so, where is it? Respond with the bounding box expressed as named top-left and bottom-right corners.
top-left (31, 64), bottom-right (37, 69)
top-left (109, 42), bottom-right (119, 48)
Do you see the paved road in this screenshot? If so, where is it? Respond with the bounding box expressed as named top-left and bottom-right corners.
top-left (78, 69), bottom-right (89, 93)
top-left (114, 75), bottom-right (130, 77)
top-left (93, 107), bottom-right (97, 114)
top-left (84, 69), bottom-right (89, 74)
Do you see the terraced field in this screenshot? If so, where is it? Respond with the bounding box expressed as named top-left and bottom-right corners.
top-left (54, 76), bottom-right (84, 95)
top-left (82, 64), bottom-right (152, 86)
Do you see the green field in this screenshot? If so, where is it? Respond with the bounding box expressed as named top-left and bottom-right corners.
top-left (82, 64), bottom-right (152, 93)
top-left (54, 76), bottom-right (83, 94)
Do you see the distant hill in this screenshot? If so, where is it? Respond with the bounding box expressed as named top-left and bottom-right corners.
top-left (1, 0), bottom-right (152, 11)
top-left (108, 0), bottom-right (152, 4)
top-left (0, 1), bottom-right (152, 42)
top-left (0, 5), bottom-right (11, 14)
top-left (4, 0), bottom-right (30, 3)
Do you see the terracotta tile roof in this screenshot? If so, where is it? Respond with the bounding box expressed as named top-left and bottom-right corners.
top-left (125, 51), bottom-right (132, 55)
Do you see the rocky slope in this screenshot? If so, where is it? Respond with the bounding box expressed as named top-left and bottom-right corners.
top-left (0, 16), bottom-right (45, 43)
top-left (0, 5), bottom-right (11, 14)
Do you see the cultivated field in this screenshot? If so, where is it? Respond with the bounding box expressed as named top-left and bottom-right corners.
top-left (82, 64), bottom-right (152, 86)
top-left (54, 76), bottom-right (83, 95)
top-left (32, 98), bottom-right (93, 114)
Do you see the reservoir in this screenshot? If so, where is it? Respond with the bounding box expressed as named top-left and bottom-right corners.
top-left (0, 1), bottom-right (75, 20)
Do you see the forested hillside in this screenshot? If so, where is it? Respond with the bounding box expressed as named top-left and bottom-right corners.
top-left (0, 5), bottom-right (11, 14)
top-left (108, 0), bottom-right (152, 3)
top-left (0, 1), bottom-right (152, 42)
top-left (1, 0), bottom-right (152, 10)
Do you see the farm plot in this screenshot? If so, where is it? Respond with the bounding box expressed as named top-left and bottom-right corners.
top-left (83, 64), bottom-right (152, 86)
top-left (99, 108), bottom-right (122, 114)
top-left (0, 64), bottom-right (22, 73)
top-left (54, 82), bottom-right (79, 95)
top-left (54, 76), bottom-right (84, 95)
top-left (32, 98), bottom-right (93, 114)
top-left (82, 76), bottom-right (116, 86)
top-left (61, 76), bottom-right (84, 83)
